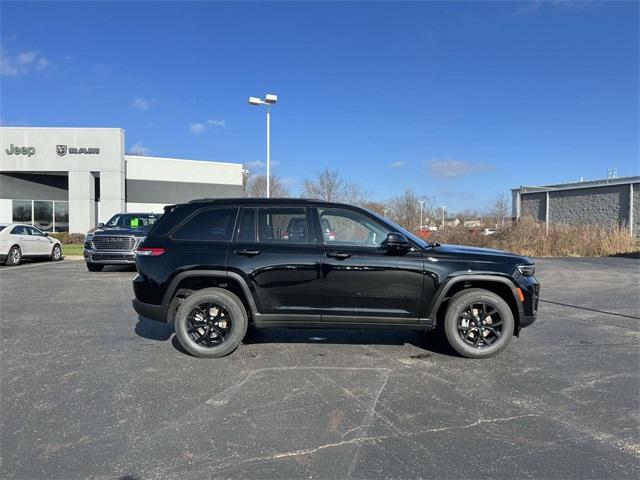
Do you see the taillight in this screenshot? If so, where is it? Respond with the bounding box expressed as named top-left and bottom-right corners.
top-left (135, 247), bottom-right (166, 256)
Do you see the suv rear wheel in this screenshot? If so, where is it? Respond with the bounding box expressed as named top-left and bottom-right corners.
top-left (443, 288), bottom-right (514, 359)
top-left (174, 287), bottom-right (248, 358)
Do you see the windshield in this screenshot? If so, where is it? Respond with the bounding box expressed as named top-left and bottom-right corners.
top-left (366, 209), bottom-right (431, 249)
top-left (105, 213), bottom-right (161, 229)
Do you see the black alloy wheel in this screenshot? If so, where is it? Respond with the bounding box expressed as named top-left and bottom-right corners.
top-left (186, 302), bottom-right (233, 348)
top-left (457, 301), bottom-right (503, 348)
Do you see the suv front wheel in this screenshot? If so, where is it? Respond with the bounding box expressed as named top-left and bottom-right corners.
top-left (443, 288), bottom-right (514, 359)
top-left (174, 288), bottom-right (248, 358)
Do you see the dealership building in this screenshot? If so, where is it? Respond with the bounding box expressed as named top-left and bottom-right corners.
top-left (0, 127), bottom-right (244, 233)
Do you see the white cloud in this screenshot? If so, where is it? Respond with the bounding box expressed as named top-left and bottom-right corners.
top-left (427, 158), bottom-right (495, 178)
top-left (244, 160), bottom-right (281, 172)
top-left (245, 160), bottom-right (264, 170)
top-left (189, 122), bottom-right (207, 135)
top-left (390, 160), bottom-right (407, 169)
top-left (207, 119), bottom-right (226, 128)
top-left (0, 47), bottom-right (54, 77)
top-left (127, 142), bottom-right (151, 156)
top-left (131, 97), bottom-right (154, 110)
top-left (190, 119), bottom-right (226, 135)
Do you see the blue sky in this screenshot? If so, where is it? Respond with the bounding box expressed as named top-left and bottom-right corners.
top-left (1, 1), bottom-right (638, 212)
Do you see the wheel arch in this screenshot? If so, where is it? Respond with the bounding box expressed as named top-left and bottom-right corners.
top-left (162, 270), bottom-right (257, 324)
top-left (430, 275), bottom-right (523, 334)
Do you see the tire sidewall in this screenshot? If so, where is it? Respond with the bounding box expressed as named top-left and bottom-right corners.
top-left (444, 289), bottom-right (514, 359)
top-left (174, 288), bottom-right (248, 358)
top-left (51, 245), bottom-right (61, 261)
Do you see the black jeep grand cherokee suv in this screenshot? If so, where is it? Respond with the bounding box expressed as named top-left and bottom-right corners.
top-left (132, 198), bottom-right (539, 359)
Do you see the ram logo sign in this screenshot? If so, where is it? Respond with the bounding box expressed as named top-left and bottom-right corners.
top-left (56, 145), bottom-right (100, 156)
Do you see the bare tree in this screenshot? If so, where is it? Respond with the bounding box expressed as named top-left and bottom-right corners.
top-left (302, 167), bottom-right (369, 205)
top-left (244, 174), bottom-right (290, 198)
top-left (302, 168), bottom-right (344, 201)
top-left (387, 189), bottom-right (435, 230)
top-left (361, 201), bottom-right (386, 216)
top-left (342, 181), bottom-right (369, 206)
top-left (492, 191), bottom-right (510, 230)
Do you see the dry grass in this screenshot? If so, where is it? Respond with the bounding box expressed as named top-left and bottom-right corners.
top-left (427, 216), bottom-right (637, 257)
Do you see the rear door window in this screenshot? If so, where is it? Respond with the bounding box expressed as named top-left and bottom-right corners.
top-left (172, 207), bottom-right (238, 241)
top-left (257, 207), bottom-right (311, 244)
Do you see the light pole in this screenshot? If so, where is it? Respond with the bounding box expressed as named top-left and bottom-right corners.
top-left (418, 200), bottom-right (425, 230)
top-left (440, 205), bottom-right (447, 230)
top-left (248, 94), bottom-right (278, 198)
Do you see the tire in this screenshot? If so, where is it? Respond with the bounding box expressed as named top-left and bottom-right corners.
top-left (86, 262), bottom-right (104, 272)
top-left (51, 244), bottom-right (62, 261)
top-left (5, 246), bottom-right (21, 266)
top-left (443, 288), bottom-right (514, 359)
top-left (174, 287), bottom-right (248, 358)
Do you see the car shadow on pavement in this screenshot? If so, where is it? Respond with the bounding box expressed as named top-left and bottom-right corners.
top-left (134, 316), bottom-right (173, 341)
top-left (133, 316), bottom-right (458, 357)
top-left (242, 327), bottom-right (457, 356)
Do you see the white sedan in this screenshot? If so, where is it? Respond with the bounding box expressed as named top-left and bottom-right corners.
top-left (0, 223), bottom-right (63, 266)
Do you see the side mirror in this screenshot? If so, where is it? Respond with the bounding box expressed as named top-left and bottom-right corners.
top-left (383, 232), bottom-right (411, 251)
top-left (97, 223), bottom-right (104, 228)
top-left (43, 232), bottom-right (49, 237)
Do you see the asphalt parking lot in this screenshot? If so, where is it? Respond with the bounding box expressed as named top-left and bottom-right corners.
top-left (1, 257), bottom-right (639, 479)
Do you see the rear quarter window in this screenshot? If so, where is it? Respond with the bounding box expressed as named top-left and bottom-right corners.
top-left (171, 207), bottom-right (238, 241)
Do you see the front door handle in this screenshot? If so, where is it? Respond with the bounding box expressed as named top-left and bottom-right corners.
top-left (236, 249), bottom-right (260, 256)
top-left (326, 252), bottom-right (351, 260)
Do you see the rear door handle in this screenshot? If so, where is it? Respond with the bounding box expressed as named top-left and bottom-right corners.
top-left (326, 252), bottom-right (351, 259)
top-left (236, 249), bottom-right (260, 256)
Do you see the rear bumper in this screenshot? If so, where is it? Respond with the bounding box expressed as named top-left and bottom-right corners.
top-left (84, 248), bottom-right (135, 264)
top-left (132, 298), bottom-right (166, 322)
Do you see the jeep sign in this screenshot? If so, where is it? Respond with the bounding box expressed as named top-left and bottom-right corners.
top-left (5, 144), bottom-right (36, 157)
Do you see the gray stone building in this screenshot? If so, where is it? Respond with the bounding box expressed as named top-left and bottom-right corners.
top-left (511, 176), bottom-right (640, 236)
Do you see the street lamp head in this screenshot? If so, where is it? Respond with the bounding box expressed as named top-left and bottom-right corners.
top-left (248, 96), bottom-right (263, 106)
top-left (264, 93), bottom-right (278, 104)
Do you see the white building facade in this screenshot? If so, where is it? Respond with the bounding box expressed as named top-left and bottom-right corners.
top-left (0, 127), bottom-right (244, 233)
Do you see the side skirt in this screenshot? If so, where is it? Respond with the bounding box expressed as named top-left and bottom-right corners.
top-left (252, 313), bottom-right (434, 330)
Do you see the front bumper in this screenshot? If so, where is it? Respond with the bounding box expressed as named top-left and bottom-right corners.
top-left (84, 248), bottom-right (135, 264)
top-left (132, 298), bottom-right (166, 322)
top-left (518, 276), bottom-right (540, 330)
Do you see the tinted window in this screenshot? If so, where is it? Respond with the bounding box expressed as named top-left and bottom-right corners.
top-left (236, 208), bottom-right (256, 242)
top-left (10, 226), bottom-right (29, 235)
top-left (318, 208), bottom-right (391, 247)
top-left (105, 213), bottom-right (161, 228)
top-left (172, 207), bottom-right (237, 241)
top-left (28, 227), bottom-right (45, 237)
top-left (258, 207), bottom-right (310, 244)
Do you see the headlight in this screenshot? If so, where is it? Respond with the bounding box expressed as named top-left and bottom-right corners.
top-left (517, 264), bottom-right (535, 276)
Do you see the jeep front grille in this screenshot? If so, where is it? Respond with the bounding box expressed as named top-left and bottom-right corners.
top-left (91, 236), bottom-right (136, 251)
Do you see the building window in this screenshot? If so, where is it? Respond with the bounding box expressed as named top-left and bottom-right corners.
top-left (54, 202), bottom-right (69, 232)
top-left (34, 201), bottom-right (54, 232)
top-left (11, 200), bottom-right (69, 232)
top-left (12, 200), bottom-right (32, 223)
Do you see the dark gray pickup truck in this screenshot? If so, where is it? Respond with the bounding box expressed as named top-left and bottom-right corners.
top-left (84, 212), bottom-right (161, 271)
